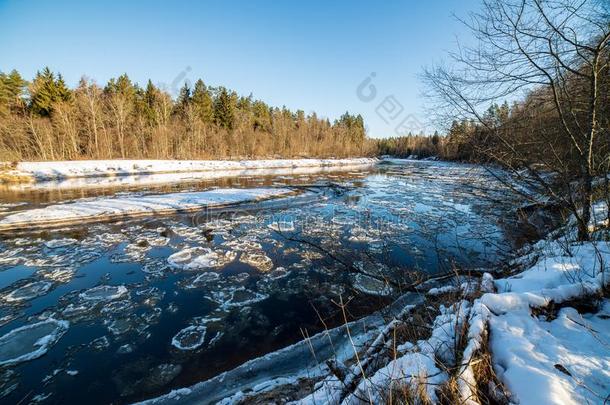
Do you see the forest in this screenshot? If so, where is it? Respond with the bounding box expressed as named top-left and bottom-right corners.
top-left (0, 68), bottom-right (369, 161)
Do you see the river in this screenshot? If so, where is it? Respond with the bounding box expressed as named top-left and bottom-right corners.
top-left (0, 159), bottom-right (525, 404)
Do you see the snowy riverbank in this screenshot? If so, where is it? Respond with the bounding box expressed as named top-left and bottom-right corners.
top-left (0, 158), bottom-right (377, 183)
top-left (142, 202), bottom-right (609, 405)
top-left (0, 188), bottom-right (297, 231)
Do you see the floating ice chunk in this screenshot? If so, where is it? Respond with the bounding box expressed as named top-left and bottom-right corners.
top-left (66, 369), bottom-right (79, 376)
top-left (96, 233), bottom-right (127, 245)
top-left (43, 238), bottom-right (77, 249)
top-left (89, 336), bottom-right (110, 351)
top-left (188, 272), bottom-right (221, 289)
top-left (61, 304), bottom-right (93, 319)
top-left (240, 252), bottom-right (274, 272)
top-left (353, 274), bottom-right (393, 296)
top-left (230, 272), bottom-right (250, 283)
top-left (222, 287), bottom-right (269, 309)
top-left (40, 268), bottom-right (75, 283)
top-left (203, 219), bottom-right (234, 231)
top-left (268, 266), bottom-right (290, 280)
top-left (267, 220), bottom-right (295, 232)
top-left (167, 248), bottom-right (197, 268)
top-left (171, 325), bottom-right (207, 351)
top-left (169, 247), bottom-right (235, 270)
top-left (0, 319), bottom-right (69, 366)
top-left (184, 250), bottom-right (236, 270)
top-left (4, 281), bottom-right (53, 302)
top-left (106, 318), bottom-right (133, 335)
top-left (79, 285), bottom-right (128, 301)
top-left (117, 344), bottom-right (135, 354)
top-left (223, 238), bottom-right (263, 252)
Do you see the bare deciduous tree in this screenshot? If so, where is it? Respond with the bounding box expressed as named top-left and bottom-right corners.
top-left (424, 0), bottom-right (610, 240)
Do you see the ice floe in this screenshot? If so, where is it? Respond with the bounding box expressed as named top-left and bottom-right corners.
top-left (79, 285), bottom-right (128, 301)
top-left (43, 238), bottom-right (78, 249)
top-left (0, 319), bottom-right (69, 366)
top-left (171, 325), bottom-right (207, 351)
top-left (239, 252), bottom-right (274, 272)
top-left (3, 281), bottom-right (53, 302)
top-left (352, 273), bottom-right (393, 296)
top-left (168, 247), bottom-right (235, 270)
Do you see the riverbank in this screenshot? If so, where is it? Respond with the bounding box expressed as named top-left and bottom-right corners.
top-left (143, 202), bottom-right (609, 404)
top-left (0, 188), bottom-right (300, 232)
top-left (0, 158), bottom-right (377, 183)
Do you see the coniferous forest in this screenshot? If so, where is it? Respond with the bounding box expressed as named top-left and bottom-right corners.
top-left (0, 68), bottom-right (370, 161)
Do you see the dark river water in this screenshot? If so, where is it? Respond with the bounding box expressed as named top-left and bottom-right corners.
top-left (0, 160), bottom-right (524, 404)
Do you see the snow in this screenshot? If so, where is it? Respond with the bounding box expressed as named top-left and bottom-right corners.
top-left (463, 230), bottom-right (610, 404)
top-left (488, 302), bottom-right (610, 405)
top-left (0, 188), bottom-right (295, 230)
top-left (343, 353), bottom-right (447, 404)
top-left (5, 158), bottom-right (377, 182)
top-left (5, 164), bottom-right (375, 193)
top-left (0, 319), bottom-right (69, 366)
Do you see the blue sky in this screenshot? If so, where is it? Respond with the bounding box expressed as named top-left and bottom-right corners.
top-left (0, 0), bottom-right (479, 137)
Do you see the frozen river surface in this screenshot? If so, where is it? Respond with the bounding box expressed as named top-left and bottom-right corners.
top-left (0, 160), bottom-right (524, 404)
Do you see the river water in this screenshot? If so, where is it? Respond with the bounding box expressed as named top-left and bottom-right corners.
top-left (0, 160), bottom-right (525, 404)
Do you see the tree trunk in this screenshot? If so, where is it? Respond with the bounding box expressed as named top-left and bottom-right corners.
top-left (578, 173), bottom-right (593, 241)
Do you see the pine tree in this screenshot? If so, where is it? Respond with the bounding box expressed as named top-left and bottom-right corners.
top-left (213, 87), bottom-right (235, 130)
top-left (141, 79), bottom-right (160, 124)
top-left (252, 100), bottom-right (271, 131)
top-left (174, 82), bottom-right (191, 116)
top-left (29, 67), bottom-right (59, 116)
top-left (55, 74), bottom-right (72, 102)
top-left (191, 79), bottom-right (213, 123)
top-left (0, 70), bottom-right (27, 114)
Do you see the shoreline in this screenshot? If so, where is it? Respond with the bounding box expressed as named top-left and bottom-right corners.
top-left (0, 158), bottom-right (378, 184)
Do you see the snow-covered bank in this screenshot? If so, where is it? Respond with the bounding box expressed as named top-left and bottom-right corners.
top-left (0, 188), bottom-right (296, 231)
top-left (0, 158), bottom-right (377, 183)
top-left (462, 204), bottom-right (610, 405)
top-left (2, 164), bottom-right (374, 192)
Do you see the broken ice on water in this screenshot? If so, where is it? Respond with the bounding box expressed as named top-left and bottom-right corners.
top-left (167, 247), bottom-right (236, 270)
top-left (79, 285), bottom-right (128, 302)
top-left (171, 325), bottom-right (207, 351)
top-left (3, 281), bottom-right (53, 303)
top-left (0, 319), bottom-right (69, 366)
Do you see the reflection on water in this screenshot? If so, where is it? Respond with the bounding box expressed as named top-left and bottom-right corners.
top-left (0, 161), bottom-right (523, 404)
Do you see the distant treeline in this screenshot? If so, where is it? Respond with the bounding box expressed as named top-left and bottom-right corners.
top-left (0, 68), bottom-right (370, 161)
top-left (375, 133), bottom-right (443, 159)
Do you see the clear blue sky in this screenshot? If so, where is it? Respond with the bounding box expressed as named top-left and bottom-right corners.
top-left (0, 0), bottom-right (479, 137)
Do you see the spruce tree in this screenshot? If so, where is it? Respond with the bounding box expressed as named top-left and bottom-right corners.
top-left (174, 82), bottom-right (191, 116)
top-left (213, 87), bottom-right (235, 130)
top-left (191, 79), bottom-right (213, 123)
top-left (29, 67), bottom-right (59, 116)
